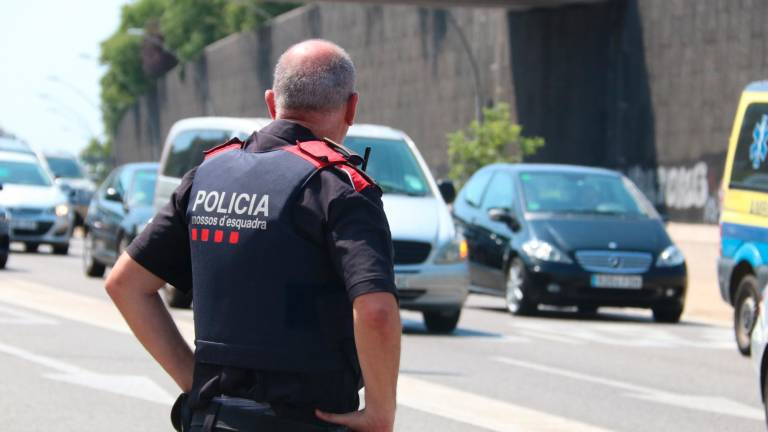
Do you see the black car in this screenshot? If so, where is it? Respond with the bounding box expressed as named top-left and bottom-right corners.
top-left (83, 163), bottom-right (158, 277)
top-left (453, 163), bottom-right (687, 323)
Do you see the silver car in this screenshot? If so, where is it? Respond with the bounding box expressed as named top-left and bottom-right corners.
top-left (0, 150), bottom-right (74, 254)
top-left (44, 151), bottom-right (96, 226)
top-left (154, 117), bottom-right (470, 332)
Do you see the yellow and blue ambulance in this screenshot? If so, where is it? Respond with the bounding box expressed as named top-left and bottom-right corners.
top-left (719, 81), bottom-right (768, 356)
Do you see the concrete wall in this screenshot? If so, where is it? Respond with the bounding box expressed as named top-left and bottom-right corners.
top-left (114, 3), bottom-right (513, 178)
top-left (113, 0), bottom-right (768, 223)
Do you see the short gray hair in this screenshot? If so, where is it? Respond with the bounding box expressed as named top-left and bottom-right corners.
top-left (273, 40), bottom-right (356, 113)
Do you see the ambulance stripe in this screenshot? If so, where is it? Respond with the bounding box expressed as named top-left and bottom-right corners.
top-left (214, 230), bottom-right (224, 243)
top-left (201, 229), bottom-right (209, 242)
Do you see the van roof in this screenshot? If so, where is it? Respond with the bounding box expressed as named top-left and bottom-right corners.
top-left (169, 117), bottom-right (408, 141)
top-left (0, 150), bottom-right (39, 163)
top-left (746, 81), bottom-right (768, 92)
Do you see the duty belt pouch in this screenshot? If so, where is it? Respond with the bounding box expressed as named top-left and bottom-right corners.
top-left (171, 393), bottom-right (192, 432)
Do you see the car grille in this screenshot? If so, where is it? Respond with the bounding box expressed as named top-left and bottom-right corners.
top-left (393, 241), bottom-right (431, 265)
top-left (575, 251), bottom-right (652, 273)
top-left (8, 207), bottom-right (45, 217)
top-left (12, 222), bottom-right (53, 237)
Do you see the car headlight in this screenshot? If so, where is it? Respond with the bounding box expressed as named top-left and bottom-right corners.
top-left (54, 204), bottom-right (69, 217)
top-left (434, 234), bottom-right (469, 264)
top-left (656, 245), bottom-right (685, 267)
top-left (521, 239), bottom-right (573, 264)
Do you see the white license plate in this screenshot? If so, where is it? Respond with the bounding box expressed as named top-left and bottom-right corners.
top-left (11, 219), bottom-right (37, 230)
top-left (590, 274), bottom-right (643, 289)
top-left (395, 274), bottom-right (410, 289)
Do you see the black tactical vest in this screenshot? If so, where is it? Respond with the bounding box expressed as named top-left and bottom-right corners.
top-left (186, 139), bottom-right (366, 375)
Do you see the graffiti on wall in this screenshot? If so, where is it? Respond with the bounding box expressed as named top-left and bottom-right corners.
top-left (627, 162), bottom-right (720, 223)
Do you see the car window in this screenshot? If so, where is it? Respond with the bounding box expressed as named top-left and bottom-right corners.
top-left (344, 137), bottom-right (431, 197)
top-left (163, 129), bottom-right (234, 178)
top-left (481, 171), bottom-right (515, 212)
top-left (127, 169), bottom-right (158, 207)
top-left (46, 156), bottom-right (84, 179)
top-left (730, 103), bottom-right (768, 192)
top-left (0, 160), bottom-right (52, 186)
top-left (462, 169), bottom-right (493, 207)
top-left (519, 171), bottom-right (648, 216)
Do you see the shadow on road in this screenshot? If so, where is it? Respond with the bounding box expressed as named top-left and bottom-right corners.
top-left (402, 318), bottom-right (503, 338)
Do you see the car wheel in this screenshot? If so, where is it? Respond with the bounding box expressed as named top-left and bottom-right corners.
top-left (0, 253), bottom-right (7, 269)
top-left (505, 258), bottom-right (537, 316)
top-left (652, 302), bottom-right (683, 323)
top-left (52, 243), bottom-right (69, 255)
top-left (164, 285), bottom-right (192, 309)
top-left (578, 305), bottom-right (599, 315)
top-left (423, 309), bottom-right (461, 334)
top-left (83, 231), bottom-right (106, 278)
top-left (763, 362), bottom-right (768, 429)
top-left (24, 242), bottom-right (39, 253)
top-left (734, 275), bottom-right (760, 356)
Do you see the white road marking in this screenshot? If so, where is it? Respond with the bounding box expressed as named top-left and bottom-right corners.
top-left (494, 356), bottom-right (763, 421)
top-left (0, 303), bottom-right (58, 325)
top-left (0, 341), bottom-right (174, 405)
top-left (398, 375), bottom-right (612, 432)
top-left (0, 279), bottom-right (614, 431)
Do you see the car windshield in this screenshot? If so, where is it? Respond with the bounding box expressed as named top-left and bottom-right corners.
top-left (126, 169), bottom-right (157, 207)
top-left (47, 156), bottom-right (84, 179)
top-left (519, 171), bottom-right (653, 217)
top-left (343, 137), bottom-right (431, 197)
top-left (0, 160), bottom-right (52, 186)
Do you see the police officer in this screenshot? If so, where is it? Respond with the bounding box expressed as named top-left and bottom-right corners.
top-left (106, 39), bottom-right (401, 432)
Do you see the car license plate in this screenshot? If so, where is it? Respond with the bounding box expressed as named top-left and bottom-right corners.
top-left (395, 274), bottom-right (410, 289)
top-left (590, 274), bottom-right (642, 289)
top-left (11, 219), bottom-right (37, 230)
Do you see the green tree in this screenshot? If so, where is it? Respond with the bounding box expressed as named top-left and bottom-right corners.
top-left (447, 103), bottom-right (544, 186)
top-left (79, 137), bottom-right (113, 183)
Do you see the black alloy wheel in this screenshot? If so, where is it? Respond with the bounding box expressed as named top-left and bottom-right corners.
top-left (83, 231), bottom-right (106, 278)
top-left (505, 258), bottom-right (537, 316)
top-left (763, 363), bottom-right (768, 429)
top-left (423, 309), bottom-right (461, 333)
top-left (652, 302), bottom-right (683, 323)
top-left (734, 274), bottom-right (760, 356)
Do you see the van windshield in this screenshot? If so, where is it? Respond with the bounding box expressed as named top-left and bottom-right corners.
top-left (0, 160), bottom-right (53, 186)
top-left (344, 137), bottom-right (431, 197)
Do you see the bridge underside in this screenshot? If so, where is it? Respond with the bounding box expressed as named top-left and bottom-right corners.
top-left (272, 0), bottom-right (607, 10)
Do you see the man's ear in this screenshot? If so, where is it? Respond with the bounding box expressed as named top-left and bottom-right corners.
top-left (345, 92), bottom-right (359, 126)
top-left (265, 90), bottom-right (277, 119)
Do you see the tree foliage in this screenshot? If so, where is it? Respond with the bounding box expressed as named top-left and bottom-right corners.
top-left (79, 138), bottom-right (113, 182)
top-left (100, 0), bottom-right (299, 134)
top-left (447, 103), bottom-right (544, 186)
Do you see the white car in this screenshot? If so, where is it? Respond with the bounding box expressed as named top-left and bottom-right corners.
top-left (0, 150), bottom-right (74, 254)
top-left (155, 117), bottom-right (470, 332)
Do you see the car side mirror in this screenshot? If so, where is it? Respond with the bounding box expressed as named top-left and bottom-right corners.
top-left (105, 187), bottom-right (123, 203)
top-left (488, 207), bottom-right (521, 232)
top-left (437, 179), bottom-right (456, 204)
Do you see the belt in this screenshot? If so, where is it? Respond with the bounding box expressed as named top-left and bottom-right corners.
top-left (187, 396), bottom-right (348, 432)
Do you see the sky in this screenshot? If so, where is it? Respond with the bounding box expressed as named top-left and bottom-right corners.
top-left (0, 0), bottom-right (127, 155)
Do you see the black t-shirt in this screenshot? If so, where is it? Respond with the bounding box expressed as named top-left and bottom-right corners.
top-left (126, 120), bottom-right (397, 417)
top-left (127, 119), bottom-right (397, 301)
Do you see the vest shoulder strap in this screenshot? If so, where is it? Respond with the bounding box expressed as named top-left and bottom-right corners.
top-left (203, 137), bottom-right (245, 160)
top-left (283, 140), bottom-right (377, 193)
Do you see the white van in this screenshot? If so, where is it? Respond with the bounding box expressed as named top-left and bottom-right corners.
top-left (155, 117), bottom-right (469, 333)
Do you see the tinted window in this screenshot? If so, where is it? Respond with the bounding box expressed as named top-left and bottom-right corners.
top-left (47, 156), bottom-right (84, 179)
top-left (163, 129), bottom-right (233, 178)
top-left (344, 137), bottom-right (431, 196)
top-left (127, 169), bottom-right (157, 207)
top-left (0, 160), bottom-right (52, 186)
top-left (481, 172), bottom-right (515, 211)
top-left (462, 169), bottom-right (493, 207)
top-left (519, 171), bottom-right (648, 216)
top-left (730, 103), bottom-right (768, 192)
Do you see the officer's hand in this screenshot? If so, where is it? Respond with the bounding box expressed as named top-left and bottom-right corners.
top-left (315, 408), bottom-right (394, 432)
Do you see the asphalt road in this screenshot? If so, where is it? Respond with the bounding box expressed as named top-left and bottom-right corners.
top-left (0, 238), bottom-right (764, 432)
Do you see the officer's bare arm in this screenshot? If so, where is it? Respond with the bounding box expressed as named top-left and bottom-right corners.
top-left (317, 291), bottom-right (401, 432)
top-left (105, 253), bottom-right (195, 392)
